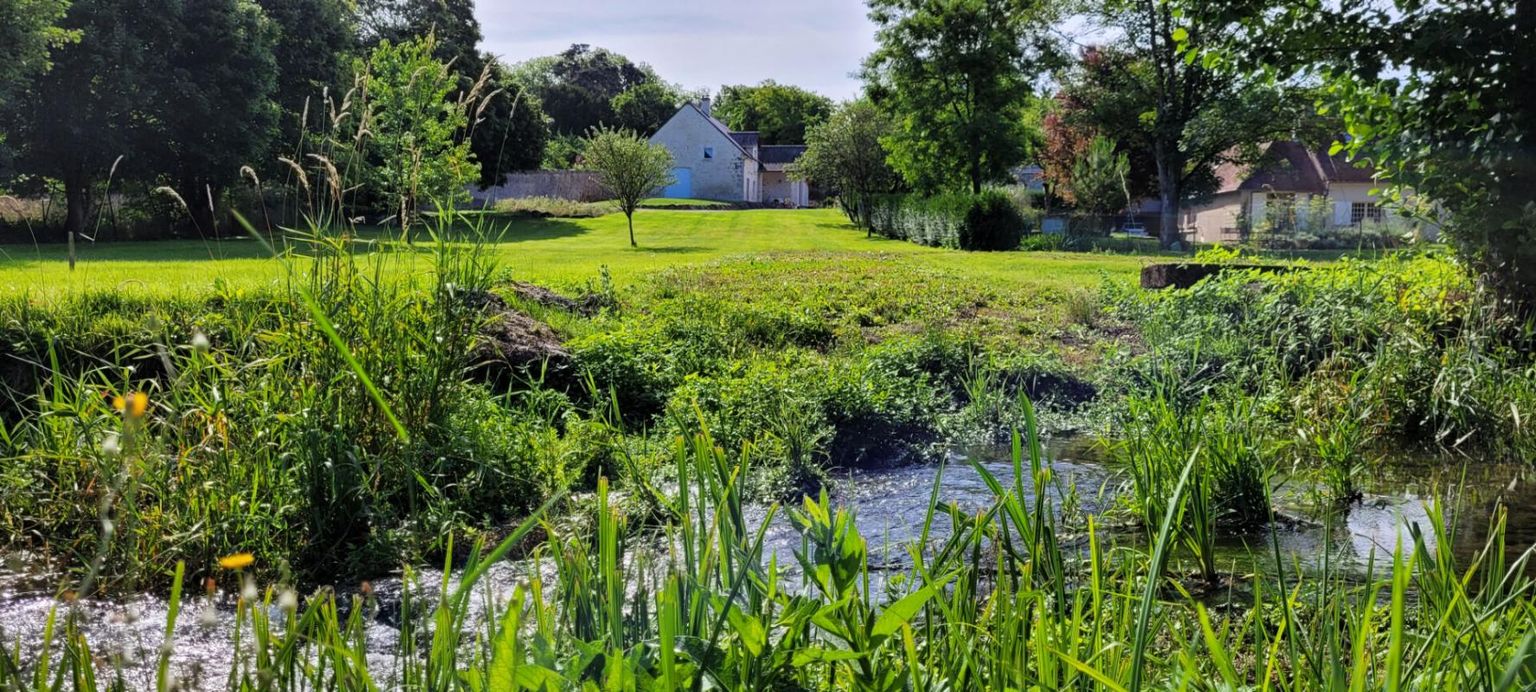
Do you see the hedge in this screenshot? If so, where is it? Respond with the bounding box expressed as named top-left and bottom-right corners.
top-left (861, 190), bottom-right (1028, 251)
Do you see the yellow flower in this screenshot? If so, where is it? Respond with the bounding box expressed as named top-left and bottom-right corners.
top-left (218, 552), bottom-right (255, 570)
top-left (113, 392), bottom-right (150, 418)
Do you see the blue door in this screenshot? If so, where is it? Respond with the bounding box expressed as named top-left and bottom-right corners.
top-left (662, 167), bottom-right (692, 199)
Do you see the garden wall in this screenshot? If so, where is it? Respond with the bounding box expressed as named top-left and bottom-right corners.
top-left (468, 171), bottom-right (607, 206)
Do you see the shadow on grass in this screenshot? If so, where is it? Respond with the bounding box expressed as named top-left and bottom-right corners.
top-left (0, 218), bottom-right (592, 263)
top-left (631, 245), bottom-right (711, 254)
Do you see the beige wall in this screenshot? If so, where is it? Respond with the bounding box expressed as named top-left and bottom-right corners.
top-left (650, 108), bottom-right (750, 201)
top-left (1181, 191), bottom-right (1248, 244)
top-left (761, 171), bottom-right (808, 207)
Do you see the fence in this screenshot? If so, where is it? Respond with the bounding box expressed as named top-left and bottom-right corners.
top-left (467, 171), bottom-right (607, 207)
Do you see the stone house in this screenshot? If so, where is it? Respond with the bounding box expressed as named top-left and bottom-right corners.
top-left (1179, 141), bottom-right (1397, 244)
top-left (649, 99), bottom-right (810, 207)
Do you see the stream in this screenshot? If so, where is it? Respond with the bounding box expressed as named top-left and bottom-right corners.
top-left (3, 438), bottom-right (1534, 688)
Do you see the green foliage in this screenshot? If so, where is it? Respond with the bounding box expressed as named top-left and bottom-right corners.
top-left (1089, 3), bottom-right (1316, 247)
top-left (713, 80), bottom-right (834, 145)
top-left (865, 0), bottom-right (1056, 193)
top-left (1114, 253), bottom-right (1536, 459)
top-left (579, 126), bottom-right (674, 247)
top-left (355, 35), bottom-right (474, 230)
top-left (4, 0), bottom-right (280, 237)
top-left (864, 190), bottom-right (1028, 250)
top-left (0, 0), bottom-right (75, 150)
top-left (610, 81), bottom-right (682, 137)
top-left (467, 60), bottom-right (551, 185)
top-left (253, 0), bottom-right (355, 149)
top-left (1243, 1), bottom-right (1536, 305)
top-left (1068, 135), bottom-right (1131, 232)
top-left (795, 99), bottom-right (902, 229)
top-left (509, 44), bottom-right (657, 136)
top-left (0, 212), bottom-right (566, 586)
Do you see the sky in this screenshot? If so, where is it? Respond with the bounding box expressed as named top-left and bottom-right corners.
top-left (475, 0), bottom-right (880, 101)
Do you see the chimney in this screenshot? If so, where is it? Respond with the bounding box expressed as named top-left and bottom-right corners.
top-left (700, 96), bottom-right (712, 116)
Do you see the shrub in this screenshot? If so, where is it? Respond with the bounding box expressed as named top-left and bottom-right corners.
top-left (864, 190), bottom-right (1027, 251)
top-left (493, 196), bottom-right (616, 218)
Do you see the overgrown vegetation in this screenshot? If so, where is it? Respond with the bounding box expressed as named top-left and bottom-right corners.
top-left (863, 190), bottom-right (1030, 250)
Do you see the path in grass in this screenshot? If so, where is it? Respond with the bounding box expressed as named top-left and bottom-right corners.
top-left (0, 209), bottom-right (1158, 298)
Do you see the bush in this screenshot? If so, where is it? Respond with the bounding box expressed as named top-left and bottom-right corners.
top-left (493, 196), bottom-right (616, 218)
top-left (864, 190), bottom-right (1027, 251)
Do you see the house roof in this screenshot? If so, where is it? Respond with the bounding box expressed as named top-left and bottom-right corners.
top-left (1213, 141), bottom-right (1378, 194)
top-left (760, 145), bottom-right (807, 165)
top-left (731, 131), bottom-right (760, 151)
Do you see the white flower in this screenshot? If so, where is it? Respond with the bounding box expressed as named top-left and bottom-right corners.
top-left (278, 588), bottom-right (298, 613)
top-left (191, 331), bottom-right (210, 351)
top-left (102, 433), bottom-right (121, 458)
top-left (240, 576), bottom-right (258, 602)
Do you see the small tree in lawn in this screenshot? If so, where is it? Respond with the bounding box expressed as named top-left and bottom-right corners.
top-left (1068, 136), bottom-right (1130, 235)
top-left (581, 126), bottom-right (674, 247)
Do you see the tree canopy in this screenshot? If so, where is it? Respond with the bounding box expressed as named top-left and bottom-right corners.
top-left (864, 0), bottom-right (1057, 194)
top-left (580, 127), bottom-right (674, 247)
top-left (511, 45), bottom-right (658, 136)
top-left (713, 81), bottom-right (833, 145)
top-left (795, 100), bottom-right (901, 230)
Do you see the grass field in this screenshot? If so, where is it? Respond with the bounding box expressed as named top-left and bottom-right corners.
top-left (0, 208), bottom-right (1161, 298)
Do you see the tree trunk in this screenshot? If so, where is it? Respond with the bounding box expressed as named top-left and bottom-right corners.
top-left (1156, 151), bottom-right (1182, 250)
top-left (627, 212), bottom-right (637, 247)
top-left (64, 173), bottom-right (90, 270)
top-left (971, 152), bottom-right (983, 195)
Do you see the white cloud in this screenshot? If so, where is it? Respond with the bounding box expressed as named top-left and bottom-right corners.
top-left (475, 0), bottom-right (878, 100)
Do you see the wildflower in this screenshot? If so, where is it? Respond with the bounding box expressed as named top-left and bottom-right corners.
top-left (191, 331), bottom-right (210, 351)
top-left (277, 587), bottom-right (298, 613)
top-left (102, 433), bottom-right (121, 458)
top-left (240, 575), bottom-right (258, 602)
top-left (113, 392), bottom-right (150, 418)
top-left (218, 552), bottom-right (255, 570)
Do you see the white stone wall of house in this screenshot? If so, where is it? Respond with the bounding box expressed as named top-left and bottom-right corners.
top-left (650, 107), bottom-right (749, 201)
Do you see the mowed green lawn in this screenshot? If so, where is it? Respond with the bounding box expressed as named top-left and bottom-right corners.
top-left (0, 208), bottom-right (1158, 298)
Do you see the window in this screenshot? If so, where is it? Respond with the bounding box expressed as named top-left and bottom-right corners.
top-left (703, 146), bottom-right (714, 160)
top-left (1351, 202), bottom-right (1384, 225)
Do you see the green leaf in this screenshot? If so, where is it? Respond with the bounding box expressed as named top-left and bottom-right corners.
top-left (872, 573), bottom-right (954, 639)
top-left (1171, 27), bottom-right (1189, 43)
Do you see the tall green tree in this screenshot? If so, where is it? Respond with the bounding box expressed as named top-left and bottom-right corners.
top-left (611, 81), bottom-right (681, 137)
top-left (357, 35), bottom-right (474, 233)
top-left (467, 59), bottom-right (550, 185)
top-left (0, 0), bottom-right (76, 170)
top-left (714, 81), bottom-right (833, 145)
top-left (6, 0), bottom-right (200, 238)
top-left (509, 45), bottom-right (656, 135)
top-left (253, 0), bottom-right (356, 151)
top-left (359, 0), bottom-right (538, 188)
top-left (580, 126), bottom-right (674, 247)
top-left (864, 0), bottom-right (1055, 194)
top-left (795, 100), bottom-right (901, 230)
top-left (157, 0), bottom-right (280, 232)
top-left (1090, 1), bottom-right (1309, 248)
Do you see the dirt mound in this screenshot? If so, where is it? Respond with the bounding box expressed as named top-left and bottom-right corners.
top-left (464, 290), bottom-right (574, 389)
top-left (508, 281), bottom-right (613, 316)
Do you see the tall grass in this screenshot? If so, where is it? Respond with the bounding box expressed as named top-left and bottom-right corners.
top-left (4, 412), bottom-right (1534, 689)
